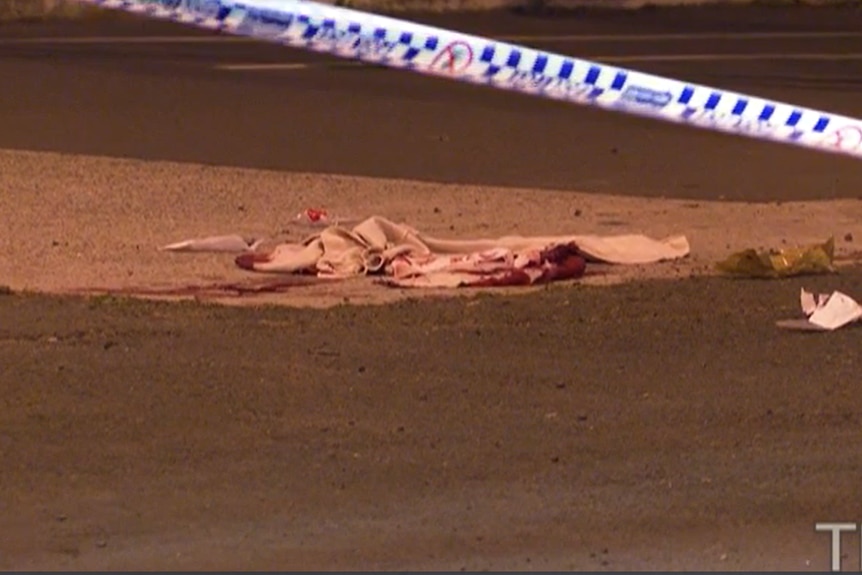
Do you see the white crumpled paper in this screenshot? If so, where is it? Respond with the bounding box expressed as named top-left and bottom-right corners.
top-left (776, 288), bottom-right (862, 331)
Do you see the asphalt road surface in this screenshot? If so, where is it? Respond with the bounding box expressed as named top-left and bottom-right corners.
top-left (2, 4), bottom-right (862, 200)
top-left (4, 5), bottom-right (862, 572)
top-left (3, 273), bottom-right (862, 571)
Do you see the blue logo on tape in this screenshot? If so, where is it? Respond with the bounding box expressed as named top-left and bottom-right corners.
top-left (621, 85), bottom-right (672, 108)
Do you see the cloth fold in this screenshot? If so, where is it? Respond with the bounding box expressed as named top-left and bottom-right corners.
top-left (383, 242), bottom-right (587, 288)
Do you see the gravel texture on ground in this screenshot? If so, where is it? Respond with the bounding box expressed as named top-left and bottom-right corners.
top-left (2, 149), bottom-right (861, 307)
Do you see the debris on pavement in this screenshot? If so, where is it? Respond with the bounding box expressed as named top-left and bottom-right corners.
top-left (715, 237), bottom-right (835, 279)
top-left (160, 234), bottom-right (262, 253)
top-left (161, 215), bottom-right (690, 289)
top-left (776, 288), bottom-right (862, 331)
top-left (292, 207), bottom-right (360, 228)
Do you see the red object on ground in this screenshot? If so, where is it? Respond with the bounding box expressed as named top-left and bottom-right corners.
top-left (468, 243), bottom-right (587, 287)
top-left (304, 208), bottom-right (328, 222)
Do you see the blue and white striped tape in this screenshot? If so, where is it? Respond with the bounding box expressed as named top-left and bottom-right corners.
top-left (75, 0), bottom-right (862, 160)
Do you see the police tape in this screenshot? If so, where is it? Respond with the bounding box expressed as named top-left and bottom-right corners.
top-left (75, 0), bottom-right (862, 160)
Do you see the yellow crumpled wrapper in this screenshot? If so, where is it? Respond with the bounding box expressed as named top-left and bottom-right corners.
top-left (716, 237), bottom-right (835, 278)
